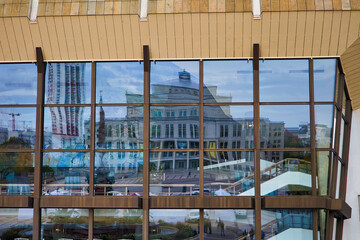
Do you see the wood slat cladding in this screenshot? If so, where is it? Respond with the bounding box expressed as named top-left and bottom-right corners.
top-left (0, 12), bottom-right (358, 61)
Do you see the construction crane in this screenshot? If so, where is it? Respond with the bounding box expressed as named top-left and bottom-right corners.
top-left (0, 112), bottom-right (21, 131)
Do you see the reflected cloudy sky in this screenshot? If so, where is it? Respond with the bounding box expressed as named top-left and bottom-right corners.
top-left (314, 59), bottom-right (336, 102)
top-left (0, 63), bottom-right (37, 104)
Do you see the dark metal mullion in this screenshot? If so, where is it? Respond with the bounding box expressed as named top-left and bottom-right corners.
top-left (199, 60), bottom-right (204, 240)
top-left (309, 59), bottom-right (318, 240)
top-left (33, 47), bottom-right (45, 240)
top-left (253, 44), bottom-right (261, 240)
top-left (142, 45), bottom-right (150, 240)
top-left (89, 61), bottom-right (96, 240)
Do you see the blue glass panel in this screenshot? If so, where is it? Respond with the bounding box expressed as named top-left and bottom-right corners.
top-left (314, 59), bottom-right (336, 102)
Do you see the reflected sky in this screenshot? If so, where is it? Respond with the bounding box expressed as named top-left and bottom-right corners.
top-left (0, 63), bottom-right (37, 104)
top-left (96, 62), bottom-right (143, 103)
top-left (260, 105), bottom-right (309, 128)
top-left (314, 59), bottom-right (336, 102)
top-left (204, 60), bottom-right (253, 102)
top-left (260, 60), bottom-right (309, 102)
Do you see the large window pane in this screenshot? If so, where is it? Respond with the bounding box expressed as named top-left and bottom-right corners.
top-left (260, 151), bottom-right (312, 196)
top-left (204, 209), bottom-right (255, 240)
top-left (150, 61), bottom-right (199, 103)
top-left (260, 105), bottom-right (310, 148)
top-left (261, 210), bottom-right (313, 239)
top-left (0, 107), bottom-right (36, 149)
top-left (205, 151), bottom-right (254, 196)
top-left (95, 107), bottom-right (143, 149)
top-left (42, 208), bottom-right (88, 239)
top-left (317, 151), bottom-right (332, 196)
top-left (150, 151), bottom-right (199, 196)
top-left (149, 209), bottom-right (199, 239)
top-left (314, 59), bottom-right (336, 102)
top-left (204, 60), bottom-right (253, 102)
top-left (96, 62), bottom-right (143, 103)
top-left (0, 63), bottom-right (37, 104)
top-left (0, 152), bottom-right (34, 195)
top-left (150, 106), bottom-right (199, 148)
top-left (44, 107), bottom-right (90, 149)
top-left (42, 152), bottom-right (90, 195)
top-left (315, 105), bottom-right (334, 148)
top-left (0, 208), bottom-right (33, 239)
top-left (204, 105), bottom-right (254, 149)
top-left (260, 59), bottom-right (309, 102)
top-left (45, 62), bottom-right (91, 104)
top-left (94, 209), bottom-right (143, 239)
top-left (95, 152), bottom-right (143, 196)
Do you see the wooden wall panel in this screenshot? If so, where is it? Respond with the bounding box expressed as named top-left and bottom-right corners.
top-left (287, 12), bottom-right (297, 56)
top-left (78, 16), bottom-right (93, 59)
top-left (252, 18), bottom-right (261, 46)
top-left (62, 16), bottom-right (77, 60)
top-left (113, 15), bottom-right (126, 59)
top-left (139, 20), bottom-right (150, 46)
top-left (337, 11), bottom-right (351, 55)
top-left (192, 13), bottom-right (201, 58)
top-left (104, 16), bottom-right (118, 59)
top-left (303, 11), bottom-right (315, 56)
top-left (121, 15), bottom-right (134, 59)
top-left (183, 13), bottom-right (193, 58)
top-left (261, 13), bottom-right (271, 57)
top-left (0, 19), bottom-right (11, 61)
top-left (328, 11), bottom-right (341, 56)
top-left (278, 12), bottom-right (288, 56)
top-left (312, 11), bottom-right (324, 56)
top-left (70, 16), bottom-right (85, 59)
top-left (209, 13), bottom-right (217, 58)
top-left (200, 13), bottom-right (210, 58)
top-left (130, 15), bottom-right (141, 59)
top-left (96, 15), bottom-right (109, 59)
top-left (37, 17), bottom-right (54, 60)
top-left (46, 17), bottom-right (61, 60)
top-left (243, 12), bottom-right (252, 57)
top-left (4, 18), bottom-right (20, 61)
top-left (157, 14), bottom-right (168, 58)
top-left (174, 14), bottom-right (184, 58)
top-left (234, 13), bottom-right (243, 57)
top-left (53, 17), bottom-right (68, 60)
top-left (268, 12), bottom-right (280, 57)
top-left (217, 13), bottom-right (226, 58)
top-left (320, 11), bottom-right (333, 56)
top-left (165, 14), bottom-right (176, 58)
top-left (19, 18), bottom-right (35, 60)
top-left (347, 11), bottom-right (360, 48)
top-left (11, 18), bottom-right (28, 60)
top-left (225, 13), bottom-right (235, 57)
top-left (295, 12), bottom-right (306, 56)
top-left (148, 15), bottom-right (159, 58)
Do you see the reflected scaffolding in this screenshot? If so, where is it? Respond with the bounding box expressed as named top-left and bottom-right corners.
top-left (0, 208), bottom-right (33, 239)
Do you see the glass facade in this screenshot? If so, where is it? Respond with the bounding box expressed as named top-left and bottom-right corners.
top-left (0, 56), bottom-right (352, 240)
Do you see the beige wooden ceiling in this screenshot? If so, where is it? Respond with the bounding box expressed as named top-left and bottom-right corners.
top-left (0, 11), bottom-right (360, 108)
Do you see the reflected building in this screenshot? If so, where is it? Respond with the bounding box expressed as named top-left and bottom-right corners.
top-left (47, 63), bottom-right (86, 149)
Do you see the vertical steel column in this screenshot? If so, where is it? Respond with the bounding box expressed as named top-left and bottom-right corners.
top-left (309, 59), bottom-right (318, 240)
top-left (89, 61), bottom-right (96, 240)
top-left (33, 47), bottom-right (45, 240)
top-left (253, 44), bottom-right (261, 240)
top-left (142, 45), bottom-right (150, 240)
top-left (199, 60), bottom-right (204, 240)
top-left (326, 70), bottom-right (344, 240)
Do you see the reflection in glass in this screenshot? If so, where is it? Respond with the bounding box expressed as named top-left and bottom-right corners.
top-left (260, 59), bottom-right (309, 102)
top-left (150, 152), bottom-right (199, 196)
top-left (42, 208), bottom-right (88, 239)
top-left (42, 152), bottom-right (90, 195)
top-left (94, 209), bottom-right (142, 239)
top-left (318, 210), bottom-right (327, 240)
top-left (0, 208), bottom-right (33, 239)
top-left (314, 59), bottom-right (336, 102)
top-left (316, 151), bottom-right (331, 196)
top-left (204, 60), bottom-right (253, 102)
top-left (315, 105), bottom-right (334, 148)
top-left (0, 153), bottom-right (34, 195)
top-left (0, 63), bottom-right (37, 104)
top-left (336, 161), bottom-right (342, 199)
top-left (150, 106), bottom-right (199, 147)
top-left (96, 62), bottom-right (143, 103)
top-left (204, 209), bottom-right (255, 240)
top-left (95, 152), bottom-right (143, 196)
top-left (45, 62), bottom-right (91, 104)
top-left (205, 152), bottom-right (254, 196)
top-left (260, 105), bottom-right (310, 148)
top-left (339, 119), bottom-right (345, 157)
top-left (204, 106), bottom-right (254, 149)
top-left (261, 210), bottom-right (313, 239)
top-left (149, 209), bottom-right (199, 239)
top-left (44, 107), bottom-right (90, 149)
top-left (0, 107), bottom-right (36, 149)
top-left (150, 61), bottom-right (199, 103)
top-left (260, 151), bottom-right (312, 196)
top-left (94, 107), bottom-right (143, 150)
